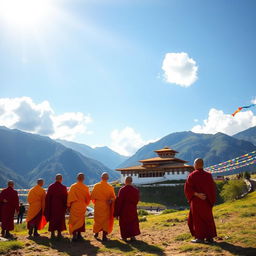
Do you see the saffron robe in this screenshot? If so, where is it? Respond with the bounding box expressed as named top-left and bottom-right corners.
top-left (0, 187), bottom-right (19, 231)
top-left (26, 185), bottom-right (47, 230)
top-left (114, 185), bottom-right (140, 239)
top-left (67, 182), bottom-right (90, 235)
top-left (184, 168), bottom-right (217, 239)
top-left (44, 181), bottom-right (67, 232)
top-left (91, 180), bottom-right (116, 234)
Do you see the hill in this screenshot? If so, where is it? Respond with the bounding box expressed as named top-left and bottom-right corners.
top-left (57, 139), bottom-right (128, 169)
top-left (233, 126), bottom-right (256, 146)
top-left (0, 126), bottom-right (120, 187)
top-left (119, 131), bottom-right (256, 169)
top-left (3, 192), bottom-right (256, 255)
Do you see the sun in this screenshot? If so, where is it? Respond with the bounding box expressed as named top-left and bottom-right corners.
top-left (0, 0), bottom-right (53, 29)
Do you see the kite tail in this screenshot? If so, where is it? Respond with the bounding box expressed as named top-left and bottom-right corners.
top-left (232, 107), bottom-right (243, 116)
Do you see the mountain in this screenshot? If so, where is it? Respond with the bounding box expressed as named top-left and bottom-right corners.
top-left (57, 139), bottom-right (128, 169)
top-left (0, 126), bottom-right (120, 188)
top-left (119, 131), bottom-right (256, 169)
top-left (233, 126), bottom-right (256, 146)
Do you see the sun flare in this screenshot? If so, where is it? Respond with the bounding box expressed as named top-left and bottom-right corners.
top-left (0, 0), bottom-right (53, 29)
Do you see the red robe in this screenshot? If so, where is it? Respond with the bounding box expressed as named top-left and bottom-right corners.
top-left (44, 182), bottom-right (67, 232)
top-left (0, 187), bottom-right (19, 231)
top-left (184, 168), bottom-right (217, 240)
top-left (114, 185), bottom-right (140, 239)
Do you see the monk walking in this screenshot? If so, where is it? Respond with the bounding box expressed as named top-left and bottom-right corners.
top-left (26, 179), bottom-right (47, 237)
top-left (91, 172), bottom-right (116, 241)
top-left (67, 173), bottom-right (90, 242)
top-left (0, 180), bottom-right (19, 239)
top-left (45, 174), bottom-right (68, 239)
top-left (184, 158), bottom-right (217, 243)
top-left (114, 176), bottom-right (140, 242)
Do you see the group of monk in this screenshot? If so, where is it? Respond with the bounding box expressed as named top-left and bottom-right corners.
top-left (0, 158), bottom-right (217, 245)
top-left (0, 172), bottom-right (141, 242)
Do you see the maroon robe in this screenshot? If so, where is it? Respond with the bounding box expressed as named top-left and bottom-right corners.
top-left (0, 187), bottom-right (19, 231)
top-left (184, 168), bottom-right (217, 240)
top-left (44, 182), bottom-right (67, 232)
top-left (114, 185), bottom-right (140, 239)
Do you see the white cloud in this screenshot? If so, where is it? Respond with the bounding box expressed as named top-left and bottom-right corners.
top-left (191, 108), bottom-right (256, 136)
top-left (0, 97), bottom-right (92, 140)
top-left (110, 127), bottom-right (147, 156)
top-left (251, 97), bottom-right (256, 104)
top-left (162, 52), bottom-right (198, 87)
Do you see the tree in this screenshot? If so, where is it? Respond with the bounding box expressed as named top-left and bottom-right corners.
top-left (220, 179), bottom-right (247, 201)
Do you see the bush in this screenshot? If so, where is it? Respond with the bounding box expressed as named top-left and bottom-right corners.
top-left (138, 216), bottom-right (147, 222)
top-left (161, 209), bottom-right (178, 214)
top-left (243, 171), bottom-right (251, 180)
top-left (220, 179), bottom-right (247, 201)
top-left (138, 209), bottom-right (149, 216)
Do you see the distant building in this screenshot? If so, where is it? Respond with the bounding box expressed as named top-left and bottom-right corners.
top-left (116, 147), bottom-right (194, 185)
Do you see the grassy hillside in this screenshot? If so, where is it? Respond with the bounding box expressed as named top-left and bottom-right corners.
top-left (2, 191), bottom-right (255, 255)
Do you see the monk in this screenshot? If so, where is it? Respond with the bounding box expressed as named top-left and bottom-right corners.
top-left (44, 174), bottom-right (67, 239)
top-left (67, 173), bottom-right (90, 242)
top-left (26, 179), bottom-right (47, 237)
top-left (184, 158), bottom-right (217, 244)
top-left (114, 176), bottom-right (140, 242)
top-left (0, 180), bottom-right (19, 238)
top-left (91, 172), bottom-right (116, 241)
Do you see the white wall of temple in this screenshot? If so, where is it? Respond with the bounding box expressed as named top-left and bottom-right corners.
top-left (120, 171), bottom-right (190, 184)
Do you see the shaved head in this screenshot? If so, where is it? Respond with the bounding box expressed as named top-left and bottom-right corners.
top-left (194, 158), bottom-right (204, 169)
top-left (125, 176), bottom-right (133, 185)
top-left (37, 178), bottom-right (44, 186)
top-left (101, 172), bottom-right (109, 181)
top-left (8, 180), bottom-right (14, 187)
top-left (77, 172), bottom-right (85, 182)
top-left (56, 173), bottom-right (63, 183)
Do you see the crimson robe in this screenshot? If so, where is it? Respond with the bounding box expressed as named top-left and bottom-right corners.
top-left (0, 187), bottom-right (19, 231)
top-left (114, 185), bottom-right (140, 239)
top-left (184, 168), bottom-right (217, 240)
top-left (44, 182), bottom-right (67, 232)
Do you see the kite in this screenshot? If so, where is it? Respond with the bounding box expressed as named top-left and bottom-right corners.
top-left (232, 104), bottom-right (256, 116)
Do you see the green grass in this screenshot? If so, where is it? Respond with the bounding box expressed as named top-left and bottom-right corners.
top-left (174, 233), bottom-right (192, 241)
top-left (161, 209), bottom-right (178, 214)
top-left (0, 241), bottom-right (24, 254)
top-left (8, 191), bottom-right (256, 255)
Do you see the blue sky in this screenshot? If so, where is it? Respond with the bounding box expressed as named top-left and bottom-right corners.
top-left (0, 0), bottom-right (256, 155)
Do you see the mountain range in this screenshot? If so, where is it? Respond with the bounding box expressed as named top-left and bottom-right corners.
top-left (0, 126), bottom-right (119, 188)
top-left (57, 139), bottom-right (128, 169)
top-left (119, 129), bottom-right (256, 170)
top-left (0, 125), bottom-right (255, 188)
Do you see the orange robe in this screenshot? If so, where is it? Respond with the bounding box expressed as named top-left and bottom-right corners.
top-left (67, 182), bottom-right (90, 235)
top-left (91, 181), bottom-right (116, 234)
top-left (26, 185), bottom-right (47, 230)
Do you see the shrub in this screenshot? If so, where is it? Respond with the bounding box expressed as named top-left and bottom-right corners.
top-left (220, 179), bottom-right (247, 201)
top-left (243, 171), bottom-right (251, 180)
top-left (138, 209), bottom-right (149, 216)
top-left (139, 216), bottom-right (147, 222)
top-left (161, 209), bottom-right (178, 214)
